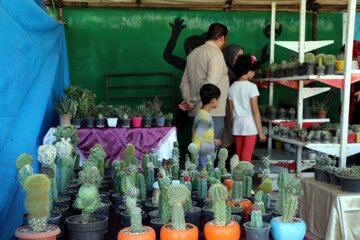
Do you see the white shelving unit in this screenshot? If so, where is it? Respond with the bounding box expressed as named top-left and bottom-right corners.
top-left (253, 0), bottom-right (360, 176)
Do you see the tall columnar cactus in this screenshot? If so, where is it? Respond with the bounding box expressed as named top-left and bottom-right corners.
top-left (235, 161), bottom-right (254, 197)
top-left (39, 166), bottom-right (56, 212)
top-left (125, 187), bottom-right (142, 233)
top-left (208, 183), bottom-right (231, 226)
top-left (54, 139), bottom-right (74, 193)
top-left (121, 165), bottom-right (137, 194)
top-left (230, 154), bottom-right (240, 175)
top-left (145, 162), bottom-right (155, 192)
top-left (142, 153), bottom-right (149, 172)
top-left (16, 153), bottom-right (34, 187)
top-left (277, 170), bottom-right (289, 214)
top-left (167, 184), bottom-right (190, 230)
top-left (231, 181), bottom-right (243, 202)
top-left (206, 155), bottom-right (214, 177)
top-left (172, 141), bottom-right (180, 180)
top-left (24, 174), bottom-right (51, 232)
top-left (214, 167), bottom-right (221, 180)
top-left (149, 148), bottom-right (158, 167)
top-left (250, 203), bottom-right (263, 229)
top-left (217, 148), bottom-right (228, 176)
top-left (283, 178), bottom-right (304, 222)
top-left (135, 173), bottom-right (146, 201)
top-left (188, 143), bottom-right (199, 167)
top-left (183, 176), bottom-right (193, 212)
top-left (254, 191), bottom-right (265, 214)
top-left (75, 184), bottom-right (101, 223)
top-left (197, 173), bottom-right (208, 198)
top-left (158, 176), bottom-right (171, 224)
top-left (123, 144), bottom-right (138, 168)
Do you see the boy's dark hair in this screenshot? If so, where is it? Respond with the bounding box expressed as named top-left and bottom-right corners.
top-left (207, 23), bottom-right (228, 41)
top-left (200, 84), bottom-right (221, 105)
top-left (233, 54), bottom-right (259, 78)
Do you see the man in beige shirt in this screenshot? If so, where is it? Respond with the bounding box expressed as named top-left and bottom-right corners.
top-left (179, 23), bottom-right (229, 141)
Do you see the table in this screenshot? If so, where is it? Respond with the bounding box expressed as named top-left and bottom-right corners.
top-left (43, 127), bottom-right (177, 164)
top-left (299, 177), bottom-right (360, 240)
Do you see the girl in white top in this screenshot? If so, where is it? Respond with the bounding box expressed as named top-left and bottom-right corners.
top-left (228, 55), bottom-right (267, 162)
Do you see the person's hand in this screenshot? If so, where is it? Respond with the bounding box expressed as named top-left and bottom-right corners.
top-left (178, 100), bottom-right (193, 111)
top-left (214, 139), bottom-right (222, 146)
top-left (354, 90), bottom-right (360, 103)
top-left (259, 133), bottom-right (267, 142)
top-left (170, 17), bottom-right (186, 36)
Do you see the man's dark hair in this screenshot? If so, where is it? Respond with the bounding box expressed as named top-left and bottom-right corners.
top-left (234, 54), bottom-right (259, 78)
top-left (207, 23), bottom-right (228, 41)
top-left (200, 84), bottom-right (221, 105)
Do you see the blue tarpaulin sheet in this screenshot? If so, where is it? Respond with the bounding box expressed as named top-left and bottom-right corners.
top-left (0, 0), bottom-right (69, 238)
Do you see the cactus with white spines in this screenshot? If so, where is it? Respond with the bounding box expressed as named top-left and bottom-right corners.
top-left (208, 183), bottom-right (231, 226)
top-left (277, 170), bottom-right (289, 214)
top-left (75, 184), bottom-right (101, 223)
top-left (283, 178), bottom-right (303, 222)
top-left (125, 187), bottom-right (142, 233)
top-left (167, 184), bottom-right (190, 230)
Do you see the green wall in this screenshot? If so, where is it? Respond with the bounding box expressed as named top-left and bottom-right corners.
top-left (59, 8), bottom-right (343, 122)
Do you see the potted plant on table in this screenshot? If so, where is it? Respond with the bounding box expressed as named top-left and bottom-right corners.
top-left (304, 52), bottom-right (316, 75)
top-left (15, 174), bottom-right (61, 240)
top-left (160, 184), bottom-right (198, 240)
top-left (95, 102), bottom-right (107, 128)
top-left (118, 187), bottom-right (156, 240)
top-left (204, 183), bottom-right (241, 240)
top-left (313, 153), bottom-right (336, 183)
top-left (153, 97), bottom-right (165, 127)
top-left (54, 96), bottom-right (77, 127)
top-left (131, 104), bottom-right (146, 128)
top-left (118, 105), bottom-right (131, 128)
top-left (105, 104), bottom-right (118, 127)
top-left (164, 112), bottom-right (173, 126)
top-left (324, 54), bottom-right (336, 75)
top-left (244, 203), bottom-right (271, 240)
top-left (336, 166), bottom-right (360, 192)
top-left (270, 177), bottom-right (306, 240)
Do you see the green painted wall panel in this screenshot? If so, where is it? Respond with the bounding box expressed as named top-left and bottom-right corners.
top-left (62, 8), bottom-right (342, 120)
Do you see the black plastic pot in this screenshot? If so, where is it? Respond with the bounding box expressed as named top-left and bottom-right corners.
top-left (316, 67), bottom-right (325, 76)
top-left (96, 118), bottom-right (106, 128)
top-left (71, 118), bottom-right (82, 128)
top-left (192, 196), bottom-right (205, 208)
top-left (120, 210), bottom-right (146, 227)
top-left (313, 166), bottom-right (329, 183)
top-left (145, 201), bottom-right (159, 213)
top-left (164, 118), bottom-right (173, 126)
top-left (325, 64), bottom-right (336, 75)
top-left (336, 174), bottom-right (360, 193)
top-left (66, 214), bottom-right (108, 240)
top-left (271, 210), bottom-right (282, 218)
top-left (85, 117), bottom-right (95, 128)
top-left (202, 206), bottom-right (214, 223)
top-left (94, 200), bottom-right (112, 218)
top-left (244, 222), bottom-right (271, 240)
top-left (327, 171), bottom-right (341, 186)
top-left (142, 118), bottom-right (152, 128)
top-left (304, 63), bottom-right (315, 75)
top-left (150, 218), bottom-right (167, 237)
top-left (185, 206), bottom-right (202, 228)
top-left (110, 193), bottom-right (123, 213)
top-left (55, 195), bottom-right (71, 206)
top-left (99, 191), bottom-right (111, 201)
top-left (22, 212), bottom-right (62, 227)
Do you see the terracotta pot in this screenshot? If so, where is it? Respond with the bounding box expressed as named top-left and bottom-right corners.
top-left (228, 199), bottom-right (252, 220)
top-left (317, 110), bottom-right (328, 118)
top-left (204, 220), bottom-right (240, 240)
top-left (59, 114), bottom-right (72, 127)
top-left (15, 224), bottom-right (60, 240)
top-left (117, 226), bottom-right (156, 240)
top-left (160, 223), bottom-right (198, 240)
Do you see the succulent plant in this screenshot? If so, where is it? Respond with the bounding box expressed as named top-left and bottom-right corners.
top-left (16, 154), bottom-right (34, 187)
top-left (231, 180), bottom-right (243, 202)
top-left (304, 52), bottom-right (316, 64)
top-left (230, 154), bottom-right (240, 175)
top-left (254, 191), bottom-right (266, 214)
top-left (53, 125), bottom-right (79, 149)
top-left (54, 138), bottom-right (73, 159)
top-left (171, 141), bottom-right (180, 180)
top-left (87, 144), bottom-right (106, 177)
top-left (37, 144), bottom-right (57, 165)
top-left (167, 184), bottom-right (190, 230)
top-left (277, 170), bottom-right (289, 214)
top-left (79, 161), bottom-right (103, 186)
top-left (135, 173), bottom-right (146, 201)
top-left (122, 144), bottom-right (138, 168)
top-left (125, 187), bottom-right (142, 233)
top-left (208, 183), bottom-right (231, 226)
top-left (233, 161), bottom-right (254, 197)
top-left (197, 172), bottom-right (208, 198)
top-left (206, 155), bottom-right (214, 177)
top-left (188, 143), bottom-right (199, 167)
top-left (338, 166), bottom-right (360, 178)
top-left (250, 203), bottom-right (263, 229)
top-left (75, 184), bottom-right (101, 223)
top-left (324, 54), bottom-right (336, 65)
top-left (121, 164), bottom-right (137, 194)
top-left (218, 148), bottom-right (228, 176)
top-left (158, 175), bottom-right (171, 224)
top-left (24, 174), bottom-right (51, 232)
top-left (144, 153), bottom-right (155, 192)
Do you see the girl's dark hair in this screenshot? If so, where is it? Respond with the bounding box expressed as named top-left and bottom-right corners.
top-left (233, 54), bottom-right (259, 79)
top-left (200, 84), bottom-right (221, 105)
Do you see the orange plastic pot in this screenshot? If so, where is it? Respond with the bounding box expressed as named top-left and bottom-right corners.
top-left (228, 199), bottom-right (252, 220)
top-left (204, 220), bottom-right (240, 240)
top-left (160, 223), bottom-right (198, 240)
top-left (15, 225), bottom-right (60, 240)
top-left (223, 179), bottom-right (233, 192)
top-left (117, 226), bottom-right (156, 240)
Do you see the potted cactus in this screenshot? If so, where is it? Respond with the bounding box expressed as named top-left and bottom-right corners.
top-left (336, 166), bottom-right (360, 192)
top-left (204, 183), bottom-right (240, 240)
top-left (15, 174), bottom-right (61, 240)
top-left (249, 191), bottom-right (273, 223)
top-left (105, 105), bottom-right (118, 127)
top-left (54, 95), bottom-right (77, 127)
top-left (304, 52), bottom-right (316, 75)
top-left (313, 154), bottom-right (336, 183)
top-left (160, 184), bottom-right (198, 240)
top-left (316, 54), bottom-right (326, 75)
top-left (324, 54), bottom-right (336, 75)
top-left (131, 104), bottom-right (145, 128)
top-left (270, 178), bottom-right (306, 240)
top-left (164, 112), bottom-right (173, 126)
top-left (118, 187), bottom-right (156, 240)
top-left (192, 170), bottom-right (207, 208)
top-left (272, 170), bottom-right (289, 217)
top-left (244, 203), bottom-right (271, 240)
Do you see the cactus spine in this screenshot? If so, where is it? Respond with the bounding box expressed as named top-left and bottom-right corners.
top-left (254, 191), bottom-right (265, 214)
top-left (206, 155), bottom-right (214, 177)
top-left (217, 148), bottom-right (228, 176)
top-left (158, 176), bottom-right (171, 224)
top-left (208, 183), bottom-right (231, 226)
top-left (149, 148), bottom-right (158, 167)
top-left (123, 144), bottom-right (138, 168)
top-left (24, 174), bottom-right (51, 232)
top-left (145, 162), bottom-right (155, 192)
top-left (231, 181), bottom-right (243, 202)
top-left (277, 170), bottom-right (289, 214)
top-left (135, 173), bottom-right (146, 201)
top-left (167, 184), bottom-right (190, 230)
top-left (283, 178), bottom-right (304, 222)
top-left (16, 154), bottom-right (34, 187)
top-left (183, 176), bottom-right (193, 212)
top-left (250, 203), bottom-right (263, 229)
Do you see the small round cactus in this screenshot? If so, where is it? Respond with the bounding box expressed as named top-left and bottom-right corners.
top-left (218, 148), bottom-right (228, 162)
top-left (208, 183), bottom-right (228, 202)
top-left (16, 153), bottom-right (33, 170)
top-left (75, 184), bottom-right (101, 223)
top-left (37, 144), bottom-right (57, 165)
top-left (167, 184), bottom-right (190, 230)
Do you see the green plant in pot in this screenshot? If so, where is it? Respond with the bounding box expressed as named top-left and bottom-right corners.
top-left (171, 141), bottom-right (180, 180)
top-left (53, 139), bottom-right (74, 195)
top-left (15, 174), bottom-right (61, 240)
top-left (324, 54), bottom-right (336, 74)
top-left (153, 97), bottom-right (165, 127)
top-left (304, 52), bottom-right (316, 75)
top-left (94, 102), bottom-right (107, 128)
top-left (336, 166), bottom-right (360, 192)
top-left (164, 112), bottom-right (173, 126)
top-left (160, 184), bottom-right (198, 240)
top-left (274, 170), bottom-right (289, 216)
top-left (77, 89), bottom-right (97, 128)
top-left (118, 105), bottom-right (131, 128)
top-left (314, 88), bottom-right (335, 118)
top-left (313, 153), bottom-right (336, 183)
top-left (316, 54), bottom-right (326, 76)
top-left (118, 187), bottom-right (156, 240)
top-left (203, 183), bottom-right (240, 240)
top-left (244, 202), bottom-right (271, 240)
top-left (270, 177), bottom-right (306, 240)
top-left (105, 104), bottom-right (118, 127)
top-left (54, 95), bottom-right (77, 127)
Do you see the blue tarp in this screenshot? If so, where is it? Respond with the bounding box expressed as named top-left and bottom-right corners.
top-left (0, 0), bottom-right (69, 238)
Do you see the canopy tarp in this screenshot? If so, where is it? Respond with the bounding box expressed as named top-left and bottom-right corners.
top-left (0, 0), bottom-right (69, 238)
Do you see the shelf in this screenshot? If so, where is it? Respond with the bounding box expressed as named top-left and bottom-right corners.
top-left (264, 119), bottom-right (329, 128)
top-left (270, 135), bottom-right (360, 157)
